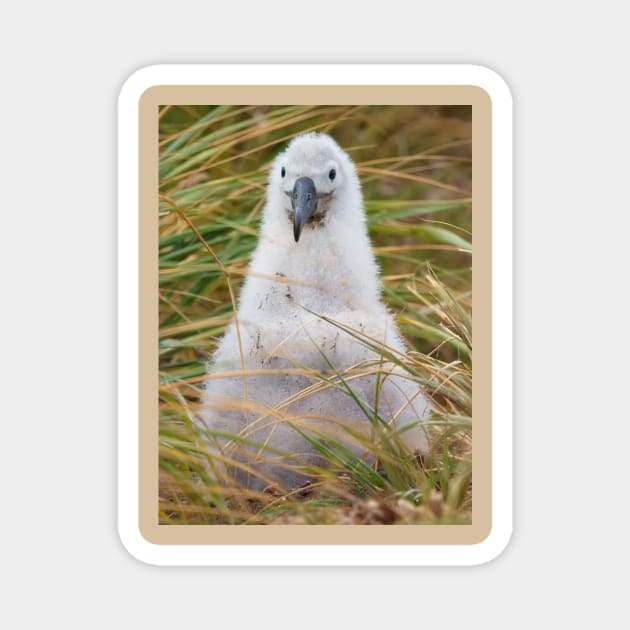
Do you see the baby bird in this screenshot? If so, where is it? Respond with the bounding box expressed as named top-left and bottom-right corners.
top-left (200, 132), bottom-right (430, 490)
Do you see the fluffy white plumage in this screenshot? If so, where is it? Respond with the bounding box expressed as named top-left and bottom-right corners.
top-left (201, 133), bottom-right (430, 490)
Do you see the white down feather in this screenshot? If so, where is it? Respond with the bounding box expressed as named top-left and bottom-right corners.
top-left (200, 132), bottom-right (431, 490)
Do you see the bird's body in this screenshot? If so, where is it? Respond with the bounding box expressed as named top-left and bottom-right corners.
top-left (201, 133), bottom-right (430, 490)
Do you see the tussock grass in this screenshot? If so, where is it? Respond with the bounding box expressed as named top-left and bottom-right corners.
top-left (158, 105), bottom-right (472, 525)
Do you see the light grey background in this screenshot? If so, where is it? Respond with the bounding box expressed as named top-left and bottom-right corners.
top-left (2, 1), bottom-right (627, 627)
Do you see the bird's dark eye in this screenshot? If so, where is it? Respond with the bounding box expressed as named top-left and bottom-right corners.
top-left (329, 168), bottom-right (336, 181)
top-left (281, 166), bottom-right (286, 178)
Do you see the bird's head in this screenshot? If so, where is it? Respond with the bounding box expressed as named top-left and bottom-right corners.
top-left (269, 133), bottom-right (361, 242)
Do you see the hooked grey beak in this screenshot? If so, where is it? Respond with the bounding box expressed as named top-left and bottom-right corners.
top-left (291, 176), bottom-right (318, 242)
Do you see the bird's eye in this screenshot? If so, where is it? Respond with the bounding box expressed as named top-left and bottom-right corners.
top-left (281, 166), bottom-right (286, 178)
top-left (329, 168), bottom-right (336, 181)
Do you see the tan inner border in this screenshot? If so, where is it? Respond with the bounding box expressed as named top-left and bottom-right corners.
top-left (139, 85), bottom-right (492, 545)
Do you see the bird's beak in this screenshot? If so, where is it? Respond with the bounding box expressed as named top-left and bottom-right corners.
top-left (291, 176), bottom-right (319, 243)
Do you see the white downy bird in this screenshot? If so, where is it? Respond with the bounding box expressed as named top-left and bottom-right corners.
top-left (200, 132), bottom-right (431, 490)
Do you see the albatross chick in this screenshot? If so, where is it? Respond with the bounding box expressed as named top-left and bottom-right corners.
top-left (201, 132), bottom-right (431, 490)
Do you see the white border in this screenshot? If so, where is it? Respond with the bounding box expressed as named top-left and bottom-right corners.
top-left (117, 64), bottom-right (512, 566)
